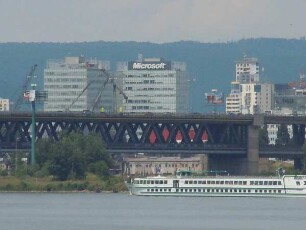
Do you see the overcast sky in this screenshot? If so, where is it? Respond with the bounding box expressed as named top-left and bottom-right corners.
top-left (0, 0), bottom-right (305, 43)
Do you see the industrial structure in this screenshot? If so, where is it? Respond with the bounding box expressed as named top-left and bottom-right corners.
top-left (116, 54), bottom-right (189, 113)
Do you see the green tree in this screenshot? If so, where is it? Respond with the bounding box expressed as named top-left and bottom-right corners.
top-left (36, 132), bottom-right (112, 180)
top-left (275, 124), bottom-right (290, 146)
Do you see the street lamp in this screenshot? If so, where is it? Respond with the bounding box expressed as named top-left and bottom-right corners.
top-left (15, 137), bottom-right (19, 172)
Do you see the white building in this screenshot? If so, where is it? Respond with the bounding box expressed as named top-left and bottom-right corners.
top-left (226, 56), bottom-right (273, 115)
top-left (240, 83), bottom-right (274, 114)
top-left (226, 82), bottom-right (241, 114)
top-left (44, 56), bottom-right (112, 112)
top-left (235, 57), bottom-right (259, 83)
top-left (117, 55), bottom-right (189, 113)
top-left (0, 98), bottom-right (9, 111)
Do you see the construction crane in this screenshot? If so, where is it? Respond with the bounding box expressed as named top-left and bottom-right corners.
top-left (91, 70), bottom-right (110, 112)
top-left (111, 78), bottom-right (128, 113)
top-left (13, 64), bottom-right (37, 111)
top-left (65, 80), bottom-right (93, 111)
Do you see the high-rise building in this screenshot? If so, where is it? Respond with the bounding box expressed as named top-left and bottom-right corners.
top-left (225, 82), bottom-right (241, 114)
top-left (235, 57), bottom-right (259, 83)
top-left (117, 55), bottom-right (189, 113)
top-left (226, 56), bottom-right (273, 114)
top-left (44, 56), bottom-right (112, 112)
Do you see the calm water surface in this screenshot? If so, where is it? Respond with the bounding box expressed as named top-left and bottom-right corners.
top-left (0, 192), bottom-right (305, 230)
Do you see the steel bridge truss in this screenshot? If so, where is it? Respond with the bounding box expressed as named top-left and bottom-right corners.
top-left (0, 119), bottom-right (248, 150)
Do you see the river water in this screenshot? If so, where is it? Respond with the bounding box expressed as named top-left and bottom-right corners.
top-left (0, 192), bottom-right (305, 230)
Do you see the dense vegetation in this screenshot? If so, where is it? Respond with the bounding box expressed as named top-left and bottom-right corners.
top-left (0, 132), bottom-right (126, 192)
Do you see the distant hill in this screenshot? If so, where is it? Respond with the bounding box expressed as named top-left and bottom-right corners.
top-left (0, 38), bottom-right (305, 112)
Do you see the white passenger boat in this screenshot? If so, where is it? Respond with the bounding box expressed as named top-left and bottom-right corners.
top-left (125, 170), bottom-right (306, 197)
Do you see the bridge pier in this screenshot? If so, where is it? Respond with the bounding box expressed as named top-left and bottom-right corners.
top-left (207, 155), bottom-right (247, 175)
top-left (247, 115), bottom-right (262, 175)
top-left (294, 158), bottom-right (304, 171)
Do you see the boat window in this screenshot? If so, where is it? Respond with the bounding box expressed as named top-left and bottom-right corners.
top-left (234, 181), bottom-right (238, 185)
top-left (225, 181), bottom-right (229, 185)
top-left (198, 181), bottom-right (202, 184)
top-left (164, 180), bottom-right (167, 184)
top-left (243, 181), bottom-right (247, 185)
top-left (207, 181), bottom-right (211, 184)
top-left (216, 189), bottom-right (219, 192)
top-left (238, 181), bottom-right (242, 185)
top-left (255, 181), bottom-right (259, 185)
top-left (198, 189), bottom-right (201, 192)
top-left (264, 181), bottom-right (268, 185)
top-left (194, 181), bottom-right (197, 184)
top-left (278, 190), bottom-right (281, 193)
top-left (229, 181), bottom-right (233, 185)
top-left (264, 190), bottom-right (267, 193)
top-left (155, 180), bottom-right (159, 184)
top-left (180, 189), bottom-right (183, 192)
top-left (164, 189), bottom-right (167, 192)
top-left (216, 181), bottom-right (220, 184)
top-left (140, 180), bottom-right (143, 184)
top-left (160, 189), bottom-right (163, 192)
top-left (207, 189), bottom-right (210, 192)
top-left (248, 190), bottom-right (251, 193)
top-left (250, 181), bottom-right (254, 185)
top-left (155, 189), bottom-right (158, 192)
top-left (203, 180), bottom-right (206, 184)
top-left (259, 190), bottom-right (262, 193)
top-left (234, 189), bottom-right (237, 193)
top-left (243, 190), bottom-right (246, 193)
top-left (269, 181), bottom-right (273, 185)
top-left (239, 190), bottom-right (242, 193)
top-left (151, 181), bottom-right (154, 184)
top-left (278, 181), bottom-right (282, 185)
top-left (273, 181), bottom-right (277, 185)
top-left (194, 189), bottom-right (197, 192)
top-left (185, 189), bottom-right (188, 192)
top-left (211, 181), bottom-right (215, 184)
top-left (220, 181), bottom-right (224, 185)
top-left (160, 180), bottom-right (163, 184)
top-left (144, 180), bottom-right (147, 184)
top-left (225, 189), bottom-right (228, 192)
top-left (135, 180), bottom-right (139, 184)
top-left (259, 181), bottom-right (263, 185)
top-left (296, 181), bottom-right (301, 186)
top-left (185, 180), bottom-right (188, 184)
top-left (274, 190), bottom-right (276, 193)
top-left (304, 181), bottom-right (306, 185)
top-left (147, 189), bottom-right (150, 192)
top-left (151, 189), bottom-right (154, 192)
top-left (255, 190), bottom-right (257, 193)
top-left (189, 189), bottom-right (192, 192)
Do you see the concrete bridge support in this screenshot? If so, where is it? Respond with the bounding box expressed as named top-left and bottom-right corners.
top-left (247, 115), bottom-right (262, 175)
top-left (247, 125), bottom-right (259, 175)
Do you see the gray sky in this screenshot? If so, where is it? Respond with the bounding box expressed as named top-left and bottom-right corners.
top-left (0, 0), bottom-right (305, 43)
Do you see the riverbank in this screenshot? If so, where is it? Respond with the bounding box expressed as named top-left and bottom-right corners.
top-left (0, 173), bottom-right (127, 192)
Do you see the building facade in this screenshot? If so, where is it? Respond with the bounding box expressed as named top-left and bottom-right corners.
top-left (123, 156), bottom-right (205, 176)
top-left (44, 56), bottom-right (112, 112)
top-left (226, 56), bottom-right (273, 115)
top-left (117, 55), bottom-right (189, 113)
top-left (0, 98), bottom-right (9, 111)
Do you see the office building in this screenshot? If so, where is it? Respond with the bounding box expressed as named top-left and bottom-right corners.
top-left (44, 56), bottom-right (112, 112)
top-left (116, 55), bottom-right (189, 113)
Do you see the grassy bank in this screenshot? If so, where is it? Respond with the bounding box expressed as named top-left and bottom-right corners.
top-left (0, 173), bottom-right (127, 193)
